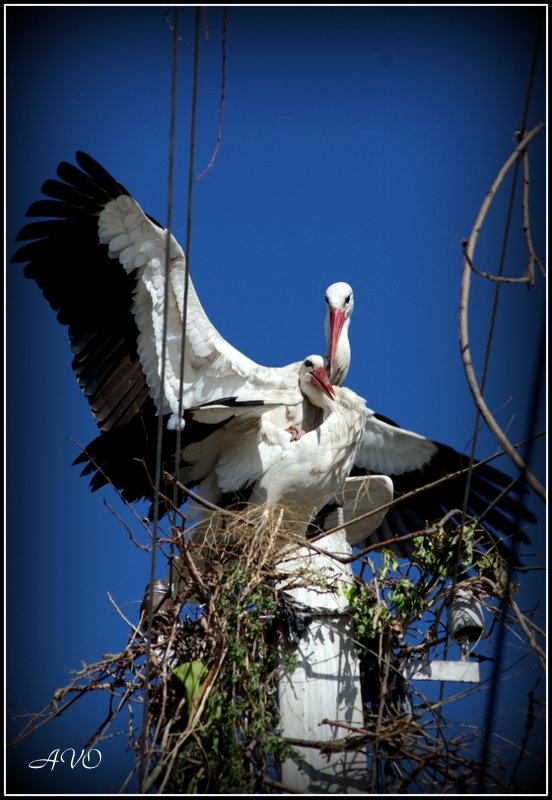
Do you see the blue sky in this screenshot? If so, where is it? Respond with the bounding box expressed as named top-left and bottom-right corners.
top-left (6, 6), bottom-right (546, 793)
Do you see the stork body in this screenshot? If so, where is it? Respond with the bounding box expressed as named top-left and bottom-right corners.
top-left (187, 357), bottom-right (365, 515)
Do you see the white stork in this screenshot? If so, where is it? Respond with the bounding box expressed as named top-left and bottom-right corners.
top-left (14, 152), bottom-right (535, 563)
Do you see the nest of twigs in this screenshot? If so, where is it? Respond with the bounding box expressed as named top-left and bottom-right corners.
top-left (9, 500), bottom-right (546, 794)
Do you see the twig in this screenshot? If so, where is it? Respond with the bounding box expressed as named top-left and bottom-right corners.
top-left (462, 244), bottom-right (535, 284)
top-left (511, 681), bottom-right (540, 782)
top-left (474, 574), bottom-right (545, 668)
top-left (196, 8), bottom-right (228, 181)
top-left (106, 591), bottom-right (143, 638)
top-left (103, 500), bottom-right (152, 551)
top-left (263, 776), bottom-right (310, 794)
top-left (509, 596), bottom-right (546, 669)
top-left (166, 472), bottom-right (238, 516)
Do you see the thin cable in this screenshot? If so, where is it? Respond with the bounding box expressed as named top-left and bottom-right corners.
top-left (477, 323), bottom-right (544, 792)
top-left (462, 21), bottom-right (543, 791)
top-left (170, 5), bottom-right (201, 558)
top-left (475, 30), bottom-right (544, 791)
top-left (437, 22), bottom-right (543, 767)
top-left (138, 7), bottom-right (180, 793)
top-left (436, 91), bottom-right (526, 765)
top-left (459, 14), bottom-right (543, 556)
top-left (457, 150), bottom-right (522, 539)
top-left (177, 6), bottom-right (201, 425)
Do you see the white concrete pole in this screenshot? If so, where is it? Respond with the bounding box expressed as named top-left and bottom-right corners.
top-left (276, 475), bottom-right (394, 793)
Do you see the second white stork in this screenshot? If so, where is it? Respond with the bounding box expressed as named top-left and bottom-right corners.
top-left (182, 356), bottom-right (367, 527)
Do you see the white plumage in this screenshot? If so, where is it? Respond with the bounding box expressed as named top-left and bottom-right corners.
top-left (183, 356), bottom-right (367, 531)
top-left (355, 412), bottom-right (438, 476)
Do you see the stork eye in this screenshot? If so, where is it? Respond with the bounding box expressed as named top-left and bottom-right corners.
top-left (345, 294), bottom-right (351, 304)
top-left (304, 358), bottom-right (314, 369)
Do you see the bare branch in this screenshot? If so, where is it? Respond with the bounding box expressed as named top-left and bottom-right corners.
top-left (459, 123), bottom-right (545, 501)
top-left (521, 148), bottom-right (546, 283)
top-left (462, 243), bottom-right (535, 284)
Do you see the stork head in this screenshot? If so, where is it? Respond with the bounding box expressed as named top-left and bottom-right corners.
top-left (324, 282), bottom-right (354, 385)
top-left (299, 355), bottom-right (336, 403)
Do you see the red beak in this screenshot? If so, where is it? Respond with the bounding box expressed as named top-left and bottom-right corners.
top-left (310, 365), bottom-right (336, 399)
top-left (328, 308), bottom-right (345, 380)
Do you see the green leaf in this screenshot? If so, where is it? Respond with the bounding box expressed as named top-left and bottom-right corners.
top-left (173, 660), bottom-right (209, 710)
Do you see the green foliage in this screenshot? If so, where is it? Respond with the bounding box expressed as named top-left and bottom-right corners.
top-left (345, 582), bottom-right (390, 640)
top-left (387, 577), bottom-right (426, 620)
top-left (380, 547), bottom-right (399, 580)
top-left (413, 523), bottom-right (476, 579)
top-left (157, 559), bottom-right (292, 794)
top-left (172, 660), bottom-right (209, 718)
top-left (346, 548), bottom-right (428, 641)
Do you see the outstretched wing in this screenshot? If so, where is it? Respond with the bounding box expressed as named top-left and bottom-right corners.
top-left (349, 411), bottom-right (534, 563)
top-left (13, 152), bottom-right (301, 434)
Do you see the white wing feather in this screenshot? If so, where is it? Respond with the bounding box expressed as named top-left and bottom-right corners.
top-left (98, 195), bottom-right (301, 428)
top-left (355, 411), bottom-right (438, 475)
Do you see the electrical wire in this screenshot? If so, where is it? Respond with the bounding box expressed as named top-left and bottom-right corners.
top-left (138, 7), bottom-right (181, 792)
top-left (462, 20), bottom-right (543, 791)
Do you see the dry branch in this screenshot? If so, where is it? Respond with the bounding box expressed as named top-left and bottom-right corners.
top-left (458, 123), bottom-right (545, 501)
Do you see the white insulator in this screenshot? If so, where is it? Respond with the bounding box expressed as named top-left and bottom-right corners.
top-left (448, 588), bottom-right (485, 644)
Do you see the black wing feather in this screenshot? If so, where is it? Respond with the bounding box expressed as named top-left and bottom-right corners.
top-left (13, 152), bottom-right (146, 434)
